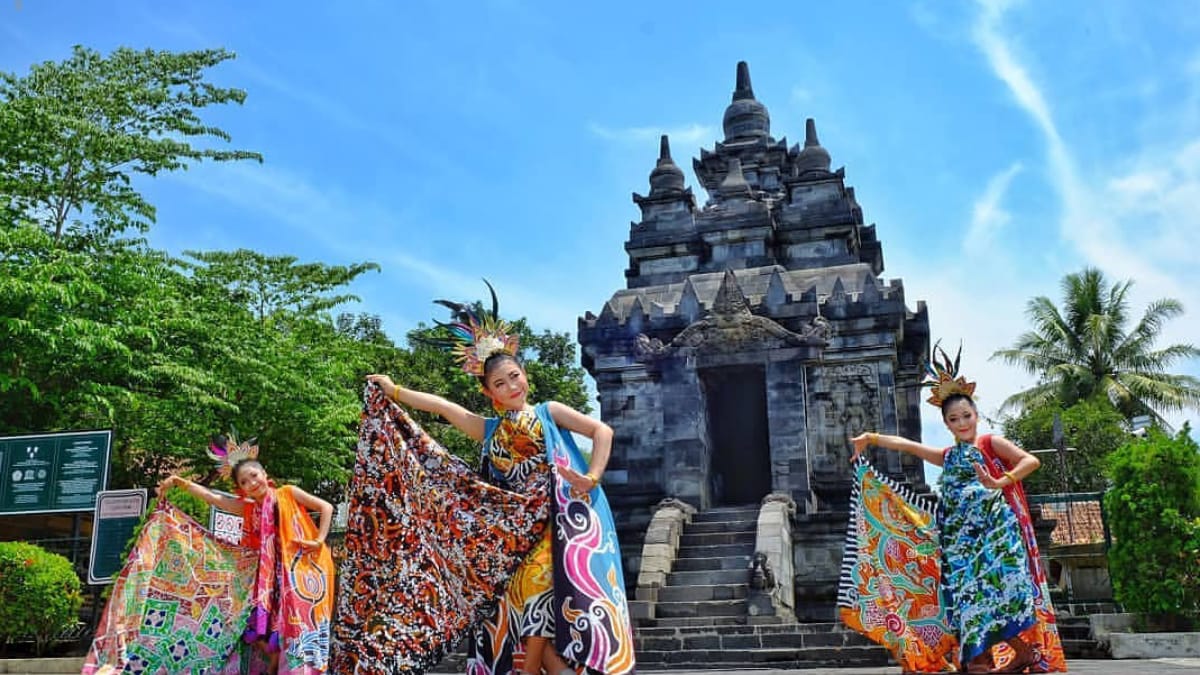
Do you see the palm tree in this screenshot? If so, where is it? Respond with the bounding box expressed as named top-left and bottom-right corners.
top-left (992, 267), bottom-right (1200, 424)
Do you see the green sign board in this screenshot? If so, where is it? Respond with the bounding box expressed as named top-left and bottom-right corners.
top-left (88, 489), bottom-right (147, 584)
top-left (0, 430), bottom-right (111, 515)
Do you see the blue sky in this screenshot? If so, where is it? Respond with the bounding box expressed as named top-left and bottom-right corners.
top-left (3, 0), bottom-right (1199, 460)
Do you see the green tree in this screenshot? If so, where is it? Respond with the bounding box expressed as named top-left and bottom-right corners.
top-left (0, 47), bottom-right (377, 501)
top-left (992, 267), bottom-right (1200, 424)
top-left (1001, 400), bottom-right (1127, 493)
top-left (1105, 426), bottom-right (1200, 628)
top-left (0, 45), bottom-right (261, 245)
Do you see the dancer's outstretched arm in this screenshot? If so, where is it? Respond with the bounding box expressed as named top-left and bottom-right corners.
top-left (366, 374), bottom-right (486, 441)
top-left (849, 432), bottom-right (945, 467)
top-left (157, 475), bottom-right (247, 512)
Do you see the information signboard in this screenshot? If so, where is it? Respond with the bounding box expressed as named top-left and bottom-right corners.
top-left (88, 489), bottom-right (148, 584)
top-left (0, 430), bottom-right (111, 514)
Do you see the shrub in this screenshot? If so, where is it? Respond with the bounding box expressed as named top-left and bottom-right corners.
top-left (1105, 425), bottom-right (1200, 627)
top-left (0, 542), bottom-right (84, 655)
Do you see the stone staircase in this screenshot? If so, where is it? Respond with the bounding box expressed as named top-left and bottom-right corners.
top-left (634, 504), bottom-right (891, 669)
top-left (650, 504), bottom-right (758, 623)
top-left (1058, 615), bottom-right (1109, 659)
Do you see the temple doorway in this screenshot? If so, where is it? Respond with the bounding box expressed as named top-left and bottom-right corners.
top-left (701, 365), bottom-right (772, 505)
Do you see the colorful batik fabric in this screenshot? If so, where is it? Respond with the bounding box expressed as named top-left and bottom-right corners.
top-left (837, 457), bottom-right (958, 673)
top-left (328, 386), bottom-right (551, 675)
top-left (939, 439), bottom-right (1039, 664)
top-left (466, 405), bottom-right (637, 675)
top-left (242, 484), bottom-right (335, 674)
top-left (82, 502), bottom-right (266, 675)
top-left (539, 404), bottom-right (636, 675)
top-left (972, 435), bottom-right (1067, 673)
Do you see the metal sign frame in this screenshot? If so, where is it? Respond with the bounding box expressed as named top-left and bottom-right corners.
top-left (87, 488), bottom-right (148, 584)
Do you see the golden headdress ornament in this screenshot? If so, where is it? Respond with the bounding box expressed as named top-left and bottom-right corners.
top-left (425, 280), bottom-right (519, 377)
top-left (922, 341), bottom-right (976, 408)
top-left (207, 431), bottom-right (259, 480)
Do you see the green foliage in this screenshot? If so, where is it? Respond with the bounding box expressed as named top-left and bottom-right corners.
top-left (1105, 425), bottom-right (1200, 620)
top-left (0, 542), bottom-right (84, 655)
top-left (0, 45), bottom-right (594, 508)
top-left (1001, 399), bottom-right (1127, 493)
top-left (0, 45), bottom-right (261, 244)
top-left (992, 267), bottom-right (1200, 423)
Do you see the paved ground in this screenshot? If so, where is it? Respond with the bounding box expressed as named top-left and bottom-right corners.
top-left (648, 660), bottom-right (1200, 674)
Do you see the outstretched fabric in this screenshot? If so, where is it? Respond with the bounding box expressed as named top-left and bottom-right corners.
top-left (837, 457), bottom-right (958, 673)
top-left (83, 502), bottom-right (266, 674)
top-left (329, 386), bottom-right (552, 674)
top-left (539, 404), bottom-right (636, 675)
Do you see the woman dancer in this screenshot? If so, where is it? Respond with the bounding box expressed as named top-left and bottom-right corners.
top-left (842, 345), bottom-right (1066, 674)
top-left (158, 437), bottom-right (336, 673)
top-left (331, 292), bottom-right (635, 675)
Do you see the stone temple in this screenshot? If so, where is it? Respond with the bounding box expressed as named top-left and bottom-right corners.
top-left (577, 61), bottom-right (933, 644)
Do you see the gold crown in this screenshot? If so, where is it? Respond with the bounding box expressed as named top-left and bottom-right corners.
top-left (922, 341), bottom-right (976, 408)
top-left (207, 433), bottom-right (259, 480)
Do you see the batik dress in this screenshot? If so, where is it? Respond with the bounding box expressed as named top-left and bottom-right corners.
top-left (330, 387), bottom-right (636, 675)
top-left (467, 408), bottom-right (557, 671)
top-left (838, 437), bottom-right (1066, 673)
top-left (240, 485), bottom-right (336, 674)
top-left (939, 435), bottom-right (1066, 671)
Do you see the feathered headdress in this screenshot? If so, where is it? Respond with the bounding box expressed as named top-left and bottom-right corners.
top-left (207, 431), bottom-right (260, 480)
top-left (421, 279), bottom-right (519, 376)
top-left (922, 341), bottom-right (977, 408)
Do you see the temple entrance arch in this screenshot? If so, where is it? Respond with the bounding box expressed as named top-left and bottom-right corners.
top-left (701, 365), bottom-right (771, 505)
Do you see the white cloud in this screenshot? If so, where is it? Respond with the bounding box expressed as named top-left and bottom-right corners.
top-left (168, 161), bottom-right (584, 337)
top-left (588, 122), bottom-right (714, 146)
top-left (971, 0), bottom-right (1200, 432)
top-left (789, 87), bottom-right (813, 105)
top-left (964, 162), bottom-right (1022, 253)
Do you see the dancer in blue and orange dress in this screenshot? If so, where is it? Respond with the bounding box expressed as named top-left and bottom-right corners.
top-left (330, 291), bottom-right (635, 675)
top-left (841, 344), bottom-right (1067, 674)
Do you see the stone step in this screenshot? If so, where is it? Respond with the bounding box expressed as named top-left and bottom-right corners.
top-left (637, 626), bottom-right (874, 650)
top-left (674, 543), bottom-right (754, 559)
top-left (634, 621), bottom-right (848, 637)
top-left (691, 506), bottom-right (760, 524)
top-left (672, 554), bottom-right (752, 571)
top-left (642, 615), bottom-right (754, 628)
top-left (680, 530), bottom-right (755, 547)
top-left (0, 658), bottom-right (85, 674)
top-left (657, 583), bottom-right (748, 602)
top-left (685, 519), bottom-right (757, 535)
top-left (1056, 621), bottom-right (1093, 639)
top-left (666, 568), bottom-right (750, 586)
top-left (1063, 638), bottom-right (1109, 659)
top-left (655, 598), bottom-right (748, 618)
top-left (635, 645), bottom-right (890, 668)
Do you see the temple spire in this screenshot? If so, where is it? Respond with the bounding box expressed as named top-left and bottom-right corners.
top-left (733, 60), bottom-right (755, 101)
top-left (646, 134), bottom-right (686, 197)
top-left (723, 61), bottom-right (770, 141)
top-left (795, 117), bottom-right (831, 176)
